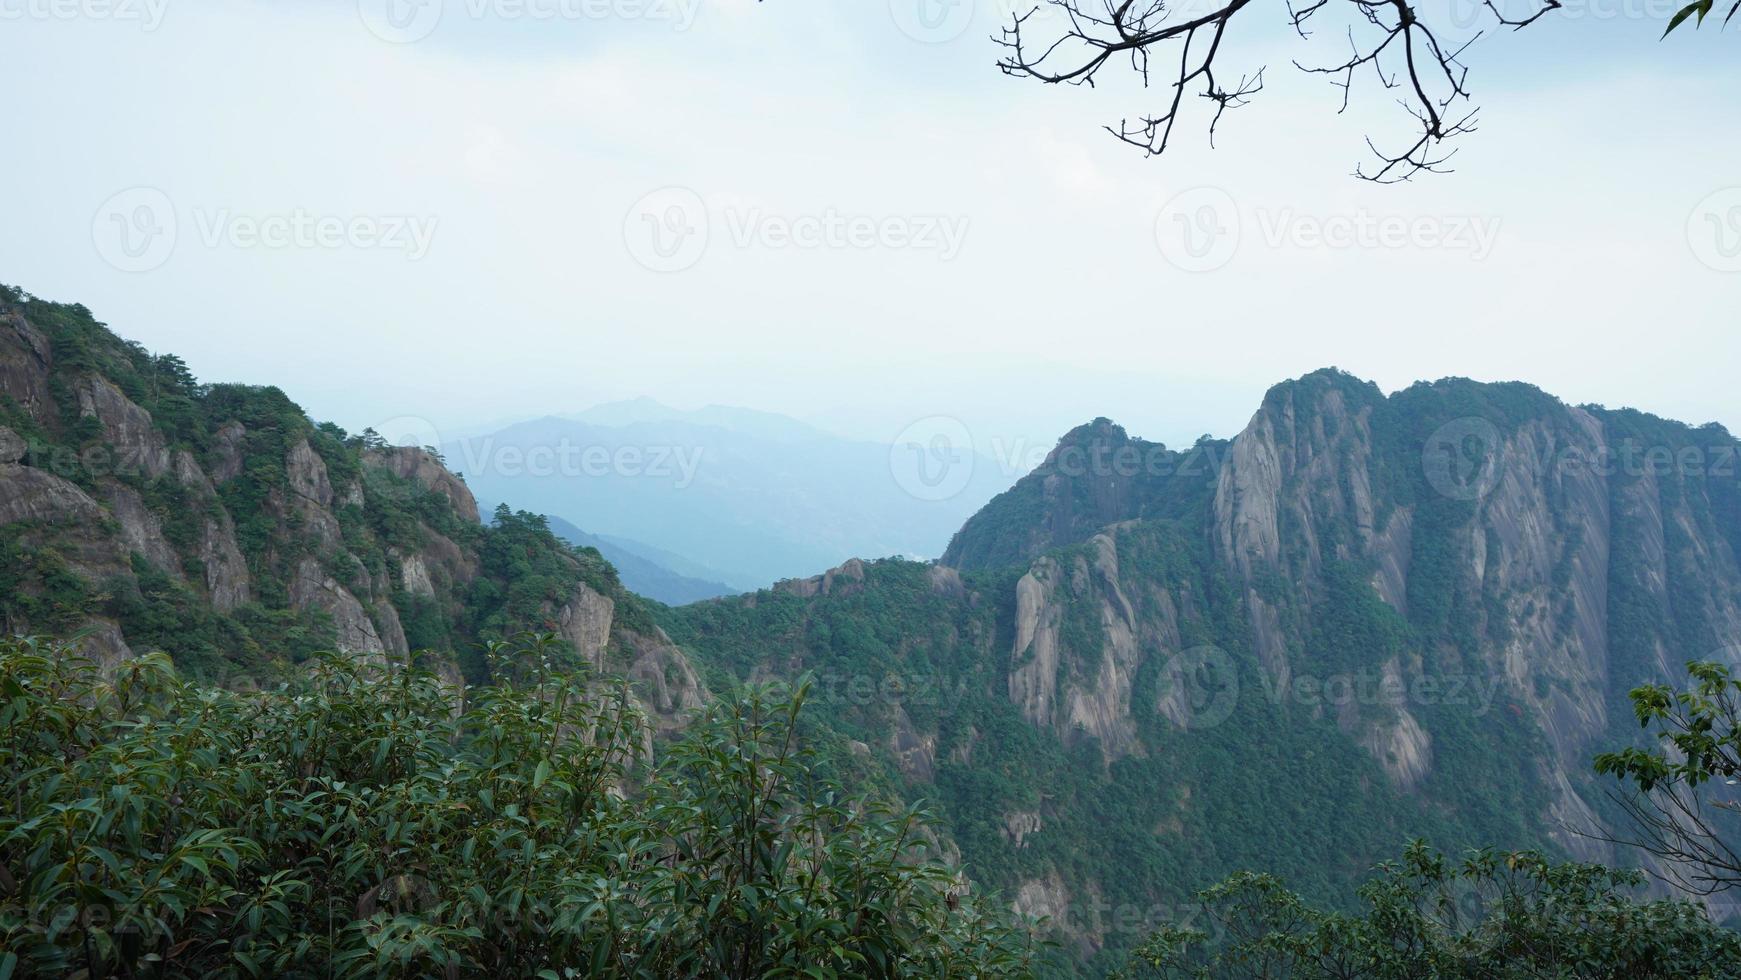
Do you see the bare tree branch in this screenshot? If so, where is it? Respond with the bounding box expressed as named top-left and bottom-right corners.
top-left (995, 0), bottom-right (1557, 181)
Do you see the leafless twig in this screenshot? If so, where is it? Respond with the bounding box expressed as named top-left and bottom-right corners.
top-left (996, 0), bottom-right (1557, 181)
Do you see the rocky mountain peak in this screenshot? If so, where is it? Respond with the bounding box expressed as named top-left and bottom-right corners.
top-left (0, 287), bottom-right (702, 728)
top-left (941, 417), bottom-right (1227, 572)
top-left (365, 445), bottom-right (480, 523)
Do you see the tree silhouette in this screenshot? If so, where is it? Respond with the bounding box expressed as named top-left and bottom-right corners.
top-left (995, 0), bottom-right (1565, 181)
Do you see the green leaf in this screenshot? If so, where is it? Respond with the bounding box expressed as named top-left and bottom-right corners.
top-left (1663, 0), bottom-right (1713, 34)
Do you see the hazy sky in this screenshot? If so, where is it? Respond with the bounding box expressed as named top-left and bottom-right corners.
top-left (2, 0), bottom-right (1737, 456)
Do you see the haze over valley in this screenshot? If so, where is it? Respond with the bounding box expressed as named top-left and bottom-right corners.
top-left (6, 3), bottom-right (1740, 975)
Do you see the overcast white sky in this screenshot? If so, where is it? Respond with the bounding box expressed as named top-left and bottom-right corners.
top-left (1, 0), bottom-right (1736, 454)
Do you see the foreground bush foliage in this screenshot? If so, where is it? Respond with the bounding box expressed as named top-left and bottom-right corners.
top-left (0, 635), bottom-right (1033, 978)
top-left (1113, 840), bottom-right (1741, 979)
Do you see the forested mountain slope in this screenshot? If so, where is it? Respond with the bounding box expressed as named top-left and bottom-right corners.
top-left (8, 283), bottom-right (1741, 976)
top-left (0, 284), bottom-right (702, 725)
top-left (664, 369), bottom-right (1741, 972)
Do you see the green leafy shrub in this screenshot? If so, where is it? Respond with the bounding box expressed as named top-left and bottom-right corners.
top-left (1113, 840), bottom-right (1741, 979)
top-left (0, 635), bottom-right (1033, 978)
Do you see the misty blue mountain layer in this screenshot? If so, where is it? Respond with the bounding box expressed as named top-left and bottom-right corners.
top-left (446, 400), bottom-right (1016, 588)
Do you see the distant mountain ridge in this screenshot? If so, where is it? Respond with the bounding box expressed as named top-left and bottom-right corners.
top-left (533, 512), bottom-right (736, 606)
top-left (446, 408), bottom-right (1018, 588)
top-left (565, 397), bottom-right (833, 444)
top-left (13, 282), bottom-right (1741, 977)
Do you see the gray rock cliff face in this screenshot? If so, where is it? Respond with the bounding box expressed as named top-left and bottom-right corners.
top-left (172, 450), bottom-right (252, 611)
top-left (366, 446), bottom-right (480, 524)
top-left (548, 583), bottom-right (708, 735)
top-left (774, 558), bottom-right (867, 598)
top-left (0, 296), bottom-right (712, 746)
top-left (286, 439), bottom-right (335, 509)
top-left (707, 370), bottom-right (1741, 954)
top-left (1007, 529), bottom-right (1201, 762)
top-left (0, 464), bottom-right (131, 582)
top-left (107, 485), bottom-right (184, 578)
top-left (0, 425), bottom-right (25, 464)
top-left (1212, 382), bottom-right (1390, 685)
top-left (289, 557), bottom-right (388, 656)
top-left (1202, 374), bottom-right (1741, 845)
top-left (0, 463), bottom-right (107, 529)
top-left (283, 439), bottom-right (343, 551)
top-left (1009, 557), bottom-right (1066, 733)
top-left (2, 373), bottom-right (254, 617)
top-left (400, 553), bottom-right (437, 597)
top-left (624, 627), bottom-right (708, 732)
top-left (0, 312), bottom-right (54, 424)
top-left (76, 377), bottom-right (172, 480)
top-left (555, 583), bottom-right (616, 671)
top-left (209, 422), bottom-right (247, 483)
